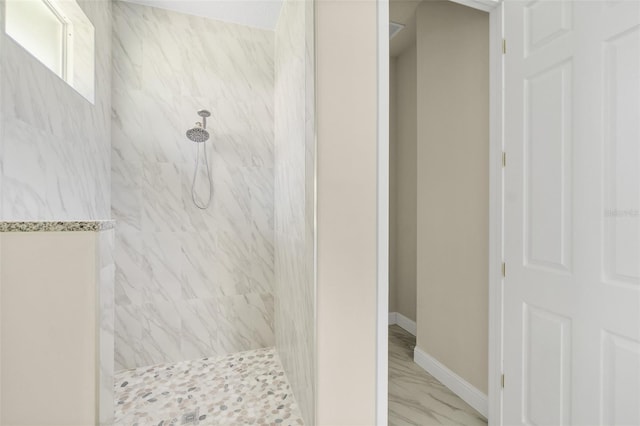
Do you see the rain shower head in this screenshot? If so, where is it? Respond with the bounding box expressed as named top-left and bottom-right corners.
top-left (186, 109), bottom-right (211, 143)
top-left (186, 125), bottom-right (210, 143)
top-left (187, 108), bottom-right (213, 209)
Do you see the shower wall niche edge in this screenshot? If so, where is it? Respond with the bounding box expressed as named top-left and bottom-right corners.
top-left (274, 0), bottom-right (316, 424)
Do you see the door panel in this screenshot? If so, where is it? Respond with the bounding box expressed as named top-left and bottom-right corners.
top-left (504, 1), bottom-right (640, 424)
top-left (601, 331), bottom-right (640, 425)
top-left (523, 305), bottom-right (572, 425)
top-left (524, 0), bottom-right (572, 57)
top-left (524, 59), bottom-right (572, 272)
top-left (603, 25), bottom-right (640, 286)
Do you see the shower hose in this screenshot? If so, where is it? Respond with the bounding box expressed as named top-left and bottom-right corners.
top-left (191, 141), bottom-right (213, 209)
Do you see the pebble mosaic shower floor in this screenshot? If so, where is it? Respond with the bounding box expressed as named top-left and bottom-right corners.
top-left (114, 348), bottom-right (304, 425)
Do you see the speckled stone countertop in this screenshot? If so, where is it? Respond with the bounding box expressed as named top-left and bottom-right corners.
top-left (0, 221), bottom-right (115, 232)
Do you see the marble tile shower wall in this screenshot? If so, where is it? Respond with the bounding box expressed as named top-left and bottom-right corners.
top-left (0, 0), bottom-right (112, 220)
top-left (112, 2), bottom-right (275, 370)
top-left (274, 0), bottom-right (315, 424)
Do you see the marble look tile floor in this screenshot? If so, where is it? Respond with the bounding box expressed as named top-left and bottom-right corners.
top-left (114, 347), bottom-right (304, 425)
top-left (389, 325), bottom-right (488, 426)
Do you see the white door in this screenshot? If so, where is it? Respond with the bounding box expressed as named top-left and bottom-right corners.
top-left (504, 0), bottom-right (640, 424)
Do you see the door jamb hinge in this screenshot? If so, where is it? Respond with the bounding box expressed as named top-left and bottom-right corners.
top-left (502, 39), bottom-right (507, 54)
top-left (501, 374), bottom-right (505, 388)
top-left (502, 151), bottom-right (506, 167)
top-left (501, 262), bottom-right (506, 278)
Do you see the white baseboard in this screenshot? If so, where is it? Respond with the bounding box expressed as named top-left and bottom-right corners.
top-left (388, 312), bottom-right (416, 336)
top-left (413, 346), bottom-right (488, 419)
top-left (396, 313), bottom-right (416, 336)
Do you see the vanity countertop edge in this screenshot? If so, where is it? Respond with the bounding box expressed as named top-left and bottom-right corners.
top-left (0, 220), bottom-right (116, 232)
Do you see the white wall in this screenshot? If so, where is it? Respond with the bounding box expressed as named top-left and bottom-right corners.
top-left (111, 1), bottom-right (275, 370)
top-left (415, 0), bottom-right (490, 393)
top-left (0, 0), bottom-right (111, 220)
top-left (316, 0), bottom-right (379, 423)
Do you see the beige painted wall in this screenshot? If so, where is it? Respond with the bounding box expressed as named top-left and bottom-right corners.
top-left (1, 232), bottom-right (99, 425)
top-left (316, 0), bottom-right (378, 424)
top-left (391, 44), bottom-right (418, 322)
top-left (389, 56), bottom-right (398, 313)
top-left (415, 0), bottom-right (490, 393)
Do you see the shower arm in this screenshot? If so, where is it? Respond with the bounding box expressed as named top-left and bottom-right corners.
top-left (197, 109), bottom-right (210, 130)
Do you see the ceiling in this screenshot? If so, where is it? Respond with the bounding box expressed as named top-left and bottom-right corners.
top-left (391, 0), bottom-right (499, 56)
top-left (390, 0), bottom-right (421, 57)
top-left (120, 0), bottom-right (284, 30)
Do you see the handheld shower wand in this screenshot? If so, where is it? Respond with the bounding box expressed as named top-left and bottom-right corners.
top-left (186, 110), bottom-right (213, 209)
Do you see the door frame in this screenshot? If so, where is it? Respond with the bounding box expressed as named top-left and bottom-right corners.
top-left (376, 0), bottom-right (390, 423)
top-left (375, 0), bottom-right (505, 424)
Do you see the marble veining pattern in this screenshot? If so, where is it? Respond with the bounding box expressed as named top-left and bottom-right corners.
top-left (389, 325), bottom-right (487, 426)
top-left (0, 220), bottom-right (115, 232)
top-left (112, 1), bottom-right (275, 370)
top-left (274, 1), bottom-right (315, 424)
top-left (0, 0), bottom-right (111, 221)
top-left (114, 347), bottom-right (303, 425)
